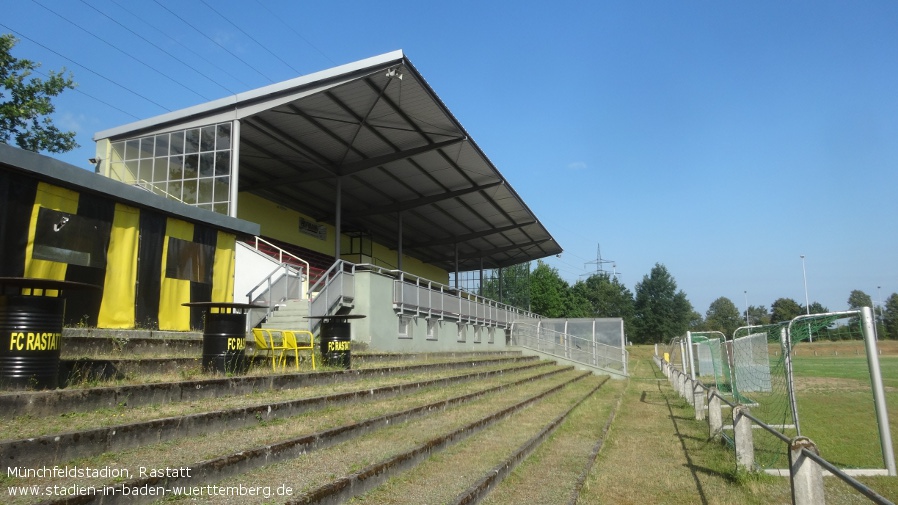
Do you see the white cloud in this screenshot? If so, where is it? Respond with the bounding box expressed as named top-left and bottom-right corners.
top-left (568, 161), bottom-right (587, 171)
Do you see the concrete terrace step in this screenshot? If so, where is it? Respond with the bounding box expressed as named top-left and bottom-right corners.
top-left (0, 361), bottom-right (559, 469)
top-left (0, 352), bottom-right (624, 505)
top-left (0, 354), bottom-right (539, 417)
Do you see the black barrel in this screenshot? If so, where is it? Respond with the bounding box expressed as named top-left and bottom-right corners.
top-left (320, 321), bottom-right (351, 369)
top-left (0, 294), bottom-right (65, 390)
top-left (201, 312), bottom-right (248, 374)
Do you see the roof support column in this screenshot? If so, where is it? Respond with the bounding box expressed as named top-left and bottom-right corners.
top-left (334, 176), bottom-right (342, 261)
top-left (229, 119), bottom-right (241, 218)
top-left (479, 258), bottom-right (483, 296)
top-left (454, 243), bottom-right (459, 290)
top-left (397, 211), bottom-right (403, 272)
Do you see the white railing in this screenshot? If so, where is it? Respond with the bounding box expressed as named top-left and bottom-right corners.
top-left (307, 260), bottom-right (356, 330)
top-left (661, 356), bottom-right (895, 505)
top-left (245, 262), bottom-right (304, 328)
top-left (248, 236), bottom-right (310, 299)
top-left (391, 270), bottom-right (540, 328)
top-left (509, 320), bottom-right (628, 375)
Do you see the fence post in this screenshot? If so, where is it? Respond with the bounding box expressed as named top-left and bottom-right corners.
top-left (677, 373), bottom-right (686, 399)
top-left (790, 437), bottom-right (824, 505)
top-left (734, 405), bottom-right (754, 471)
top-left (685, 378), bottom-right (694, 405)
top-left (708, 388), bottom-right (722, 441)
top-left (694, 382), bottom-right (706, 421)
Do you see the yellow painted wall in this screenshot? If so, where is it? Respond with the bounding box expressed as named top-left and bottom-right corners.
top-left (237, 192), bottom-right (449, 284)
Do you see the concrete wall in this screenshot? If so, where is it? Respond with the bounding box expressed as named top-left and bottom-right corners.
top-left (350, 270), bottom-right (510, 353)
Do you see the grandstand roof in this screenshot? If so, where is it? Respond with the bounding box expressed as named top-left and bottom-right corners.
top-left (95, 50), bottom-right (562, 272)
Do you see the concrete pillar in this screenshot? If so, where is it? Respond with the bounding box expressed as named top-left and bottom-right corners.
top-left (734, 406), bottom-right (754, 471)
top-left (677, 373), bottom-right (686, 398)
top-left (790, 437), bottom-right (824, 505)
top-left (708, 389), bottom-right (722, 441)
top-left (694, 383), bottom-right (706, 421)
top-left (685, 378), bottom-right (694, 406)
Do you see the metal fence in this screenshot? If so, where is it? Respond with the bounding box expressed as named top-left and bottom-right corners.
top-left (510, 319), bottom-right (627, 375)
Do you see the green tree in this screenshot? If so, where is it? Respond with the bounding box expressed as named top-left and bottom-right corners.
top-left (883, 293), bottom-right (898, 340)
top-left (569, 273), bottom-right (635, 328)
top-left (529, 260), bottom-right (568, 318)
top-left (847, 290), bottom-right (873, 310)
top-left (704, 297), bottom-right (743, 337)
top-left (481, 262), bottom-right (530, 311)
top-left (808, 301), bottom-right (828, 314)
top-left (687, 310), bottom-right (704, 331)
top-left (0, 34), bottom-right (77, 153)
top-left (631, 263), bottom-right (693, 344)
top-left (770, 298), bottom-right (803, 323)
top-left (746, 305), bottom-right (770, 326)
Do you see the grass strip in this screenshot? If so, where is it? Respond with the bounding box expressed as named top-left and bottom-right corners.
top-left (4, 369), bottom-right (582, 505)
top-left (346, 375), bottom-right (601, 505)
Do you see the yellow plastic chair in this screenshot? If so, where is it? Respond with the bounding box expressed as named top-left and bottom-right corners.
top-left (281, 330), bottom-right (316, 371)
top-left (252, 328), bottom-right (284, 371)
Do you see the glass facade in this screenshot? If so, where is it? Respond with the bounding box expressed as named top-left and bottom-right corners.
top-left (109, 123), bottom-right (232, 214)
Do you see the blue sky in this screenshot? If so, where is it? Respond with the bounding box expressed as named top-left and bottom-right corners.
top-left (3, 1), bottom-right (897, 316)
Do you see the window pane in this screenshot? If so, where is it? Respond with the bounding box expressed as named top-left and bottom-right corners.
top-left (201, 126), bottom-right (215, 152)
top-left (169, 179), bottom-right (183, 202)
top-left (182, 179), bottom-right (197, 204)
top-left (124, 159), bottom-right (138, 183)
top-left (165, 237), bottom-right (213, 283)
top-left (154, 133), bottom-right (169, 157)
top-left (198, 177), bottom-right (214, 205)
top-left (214, 151), bottom-right (230, 177)
top-left (139, 137), bottom-right (154, 158)
top-left (170, 131), bottom-right (185, 155)
top-left (125, 139), bottom-right (140, 160)
top-left (185, 128), bottom-right (200, 154)
top-left (215, 123), bottom-right (231, 151)
top-left (199, 152), bottom-right (214, 177)
top-left (110, 141), bottom-right (125, 163)
top-left (213, 202), bottom-right (229, 215)
top-left (184, 153), bottom-right (198, 179)
top-left (169, 155), bottom-right (184, 180)
top-left (152, 157), bottom-right (168, 183)
top-left (213, 175), bottom-right (229, 204)
top-left (138, 158), bottom-right (154, 184)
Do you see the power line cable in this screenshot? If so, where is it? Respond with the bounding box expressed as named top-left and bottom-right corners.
top-left (253, 0), bottom-right (335, 66)
top-left (152, 0), bottom-right (275, 83)
top-left (30, 0), bottom-right (211, 101)
top-left (106, 0), bottom-right (253, 90)
top-left (0, 23), bottom-right (171, 112)
top-left (32, 68), bottom-right (142, 120)
top-left (78, 0), bottom-right (236, 96)
top-left (199, 0), bottom-right (300, 76)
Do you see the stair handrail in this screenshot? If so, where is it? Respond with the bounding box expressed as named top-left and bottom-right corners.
top-left (249, 236), bottom-right (311, 298)
top-left (308, 260), bottom-right (358, 330)
top-left (246, 262), bottom-right (303, 326)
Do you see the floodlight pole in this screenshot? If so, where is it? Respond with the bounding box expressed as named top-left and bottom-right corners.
top-left (781, 326), bottom-right (801, 436)
top-left (800, 255), bottom-right (812, 342)
top-left (862, 306), bottom-right (897, 475)
top-left (686, 331), bottom-right (696, 380)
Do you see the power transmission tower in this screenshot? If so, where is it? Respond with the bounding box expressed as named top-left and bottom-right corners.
top-left (583, 243), bottom-right (615, 277)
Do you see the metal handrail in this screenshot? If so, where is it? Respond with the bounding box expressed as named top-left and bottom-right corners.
top-left (511, 321), bottom-right (627, 373)
top-left (245, 262), bottom-right (303, 326)
top-left (800, 448), bottom-right (895, 505)
top-left (670, 363), bottom-right (894, 505)
top-left (250, 236), bottom-right (310, 295)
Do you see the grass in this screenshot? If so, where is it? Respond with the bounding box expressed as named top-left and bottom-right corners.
top-left (585, 342), bottom-right (898, 504)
